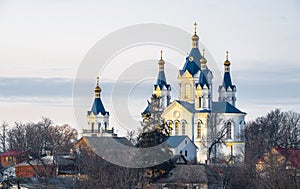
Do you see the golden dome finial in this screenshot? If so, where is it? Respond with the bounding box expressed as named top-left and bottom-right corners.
top-left (94, 76), bottom-right (101, 97)
top-left (160, 50), bottom-right (163, 60)
top-left (194, 22), bottom-right (197, 34)
top-left (200, 49), bottom-right (207, 64)
top-left (224, 51), bottom-right (231, 66)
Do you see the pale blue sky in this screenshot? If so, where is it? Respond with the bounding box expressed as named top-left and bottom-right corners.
top-left (0, 0), bottom-right (299, 135)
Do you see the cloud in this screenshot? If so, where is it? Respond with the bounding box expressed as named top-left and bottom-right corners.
top-left (0, 77), bottom-right (73, 97)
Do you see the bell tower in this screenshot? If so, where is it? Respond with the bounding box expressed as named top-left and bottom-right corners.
top-left (218, 51), bottom-right (237, 106)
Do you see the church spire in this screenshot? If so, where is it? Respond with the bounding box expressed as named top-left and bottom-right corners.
top-left (218, 51), bottom-right (237, 106)
top-left (222, 51), bottom-right (233, 88)
top-left (153, 50), bottom-right (171, 108)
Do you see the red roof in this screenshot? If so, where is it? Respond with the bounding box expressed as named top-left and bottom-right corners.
top-left (275, 147), bottom-right (300, 169)
top-left (0, 149), bottom-right (28, 157)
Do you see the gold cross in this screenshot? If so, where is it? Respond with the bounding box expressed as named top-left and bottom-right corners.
top-left (96, 76), bottom-right (99, 86)
top-left (194, 22), bottom-right (197, 34)
top-left (226, 51), bottom-right (229, 60)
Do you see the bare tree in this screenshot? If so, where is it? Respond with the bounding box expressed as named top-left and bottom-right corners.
top-left (203, 113), bottom-right (228, 164)
top-left (74, 142), bottom-right (141, 189)
top-left (7, 118), bottom-right (78, 178)
top-left (0, 122), bottom-right (8, 152)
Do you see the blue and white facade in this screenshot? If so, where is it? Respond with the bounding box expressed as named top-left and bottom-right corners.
top-left (83, 77), bottom-right (116, 137)
top-left (145, 24), bottom-right (246, 163)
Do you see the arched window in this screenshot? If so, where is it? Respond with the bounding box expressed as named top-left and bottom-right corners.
top-left (104, 122), bottom-right (107, 130)
top-left (226, 122), bottom-right (232, 139)
top-left (197, 122), bottom-right (202, 139)
top-left (182, 122), bottom-right (186, 135)
top-left (175, 122), bottom-right (179, 135)
top-left (168, 122), bottom-right (173, 136)
top-left (198, 97), bottom-right (202, 108)
top-left (185, 84), bottom-right (191, 99)
top-left (239, 121), bottom-right (245, 140)
top-left (98, 123), bottom-right (101, 133)
top-left (91, 123), bottom-right (94, 133)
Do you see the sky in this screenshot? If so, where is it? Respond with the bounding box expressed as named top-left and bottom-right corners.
top-left (0, 0), bottom-right (299, 136)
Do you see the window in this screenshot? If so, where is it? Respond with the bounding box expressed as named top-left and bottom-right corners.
top-left (182, 122), bottom-right (186, 135)
top-left (197, 122), bottom-right (202, 139)
top-left (104, 122), bottom-right (107, 130)
top-left (180, 150), bottom-right (182, 155)
top-left (226, 122), bottom-right (232, 139)
top-left (239, 121), bottom-right (245, 140)
top-left (185, 150), bottom-right (187, 157)
top-left (168, 122), bottom-right (173, 136)
top-left (175, 122), bottom-right (179, 135)
top-left (199, 97), bottom-right (202, 108)
top-left (98, 123), bottom-right (101, 133)
top-left (5, 156), bottom-right (9, 162)
top-left (91, 123), bottom-right (94, 132)
top-left (185, 84), bottom-right (191, 99)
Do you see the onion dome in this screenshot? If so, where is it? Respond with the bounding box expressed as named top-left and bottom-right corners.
top-left (158, 50), bottom-right (165, 66)
top-left (94, 76), bottom-right (101, 98)
top-left (200, 49), bottom-right (207, 64)
top-left (224, 51), bottom-right (231, 66)
top-left (191, 22), bottom-right (199, 41)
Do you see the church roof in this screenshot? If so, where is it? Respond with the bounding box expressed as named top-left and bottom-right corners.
top-left (222, 72), bottom-right (236, 90)
top-left (88, 98), bottom-right (109, 116)
top-left (154, 71), bottom-right (171, 90)
top-left (175, 100), bottom-right (210, 113)
top-left (196, 71), bottom-right (209, 89)
top-left (173, 100), bottom-right (245, 114)
top-left (180, 48), bottom-right (202, 76)
top-left (141, 101), bottom-right (151, 116)
top-left (212, 101), bottom-right (246, 114)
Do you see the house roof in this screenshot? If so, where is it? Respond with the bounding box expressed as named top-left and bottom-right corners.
top-left (156, 165), bottom-right (222, 184)
top-left (166, 136), bottom-right (198, 150)
top-left (83, 136), bottom-right (133, 148)
top-left (9, 177), bottom-right (74, 189)
top-left (166, 136), bottom-right (187, 148)
top-left (275, 147), bottom-right (300, 169)
top-left (0, 150), bottom-right (28, 157)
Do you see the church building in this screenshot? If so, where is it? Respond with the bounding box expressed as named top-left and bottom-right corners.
top-left (145, 23), bottom-right (246, 163)
top-left (83, 76), bottom-right (116, 137)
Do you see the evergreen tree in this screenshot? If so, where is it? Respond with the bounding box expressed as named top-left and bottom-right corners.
top-left (136, 94), bottom-right (174, 184)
